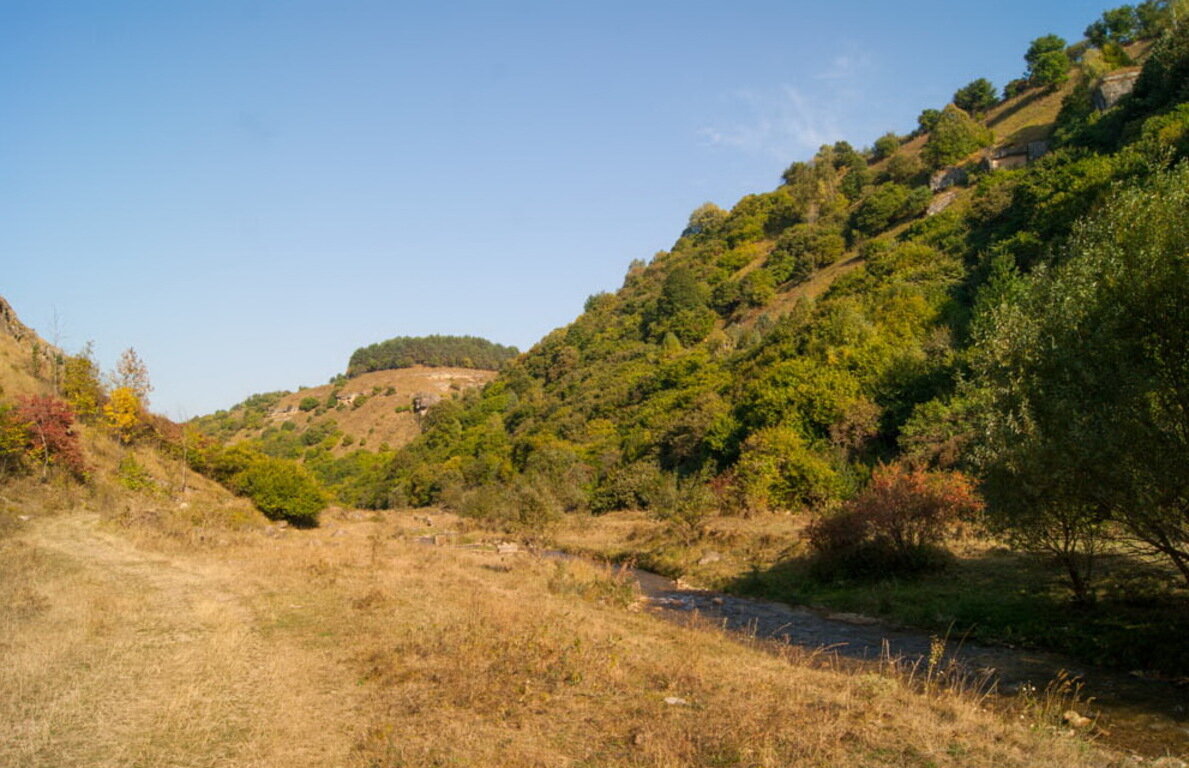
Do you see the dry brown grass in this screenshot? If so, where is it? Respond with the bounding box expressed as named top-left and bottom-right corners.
top-left (231, 366), bottom-right (498, 454)
top-left (551, 509), bottom-right (810, 586)
top-left (0, 505), bottom-right (1134, 768)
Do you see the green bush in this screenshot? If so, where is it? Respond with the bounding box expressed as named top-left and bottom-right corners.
top-left (298, 396), bottom-right (319, 412)
top-left (872, 132), bottom-right (901, 161)
top-left (117, 455), bottom-right (156, 492)
top-left (922, 105), bottom-right (993, 169)
top-left (234, 456), bottom-right (327, 527)
top-left (953, 78), bottom-right (998, 116)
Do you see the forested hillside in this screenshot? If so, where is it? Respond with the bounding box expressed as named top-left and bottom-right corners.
top-left (190, 366), bottom-right (496, 507)
top-left (364, 1), bottom-right (1188, 624)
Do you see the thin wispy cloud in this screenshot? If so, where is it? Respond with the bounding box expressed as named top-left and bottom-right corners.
top-left (699, 85), bottom-right (841, 159)
top-left (814, 50), bottom-right (873, 81)
top-left (700, 47), bottom-right (873, 160)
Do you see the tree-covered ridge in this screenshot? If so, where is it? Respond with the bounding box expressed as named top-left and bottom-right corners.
top-left (371, 5), bottom-right (1189, 607)
top-left (347, 335), bottom-right (519, 375)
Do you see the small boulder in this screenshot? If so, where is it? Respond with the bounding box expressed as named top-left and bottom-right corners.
top-left (697, 551), bottom-right (722, 565)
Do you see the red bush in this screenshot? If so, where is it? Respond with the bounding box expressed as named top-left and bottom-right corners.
top-left (808, 463), bottom-right (983, 577)
top-left (851, 463), bottom-right (983, 552)
top-left (15, 395), bottom-right (87, 477)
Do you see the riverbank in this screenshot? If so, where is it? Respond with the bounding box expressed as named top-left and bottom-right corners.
top-left (545, 510), bottom-right (1189, 747)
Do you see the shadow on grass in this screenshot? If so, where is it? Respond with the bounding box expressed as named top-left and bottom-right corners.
top-left (726, 547), bottom-right (1189, 678)
top-left (987, 89), bottom-right (1045, 130)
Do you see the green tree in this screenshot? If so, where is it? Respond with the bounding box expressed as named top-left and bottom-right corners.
top-left (885, 152), bottom-right (923, 183)
top-left (1025, 35), bottom-right (1070, 89)
top-left (1086, 5), bottom-right (1140, 45)
top-left (1032, 51), bottom-right (1071, 89)
top-left (739, 268), bottom-right (776, 307)
top-left (916, 108), bottom-right (942, 135)
top-left (974, 165), bottom-right (1189, 590)
top-left (734, 426), bottom-right (841, 512)
top-left (61, 342), bottom-right (105, 422)
top-left (1136, 0), bottom-right (1175, 38)
top-left (1003, 78), bottom-right (1031, 100)
top-left (872, 132), bottom-right (901, 161)
top-left (921, 105), bottom-right (993, 169)
top-left (659, 266), bottom-right (706, 315)
top-left (1025, 34), bottom-right (1068, 70)
top-left (851, 183), bottom-right (931, 236)
top-left (683, 202), bottom-right (728, 235)
top-left (952, 78), bottom-right (998, 116)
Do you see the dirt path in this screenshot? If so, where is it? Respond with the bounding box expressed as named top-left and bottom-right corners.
top-left (1, 513), bottom-right (363, 768)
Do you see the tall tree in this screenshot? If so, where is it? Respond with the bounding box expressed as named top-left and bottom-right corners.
top-left (974, 165), bottom-right (1189, 588)
top-left (1025, 34), bottom-right (1070, 89)
top-left (113, 347), bottom-right (152, 406)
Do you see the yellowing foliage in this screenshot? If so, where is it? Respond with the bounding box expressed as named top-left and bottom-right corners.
top-left (104, 386), bottom-right (143, 443)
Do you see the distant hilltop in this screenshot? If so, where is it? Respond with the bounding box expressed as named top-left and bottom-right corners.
top-left (346, 335), bottom-right (519, 376)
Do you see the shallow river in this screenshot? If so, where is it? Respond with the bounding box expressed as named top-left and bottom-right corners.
top-left (590, 555), bottom-right (1188, 758)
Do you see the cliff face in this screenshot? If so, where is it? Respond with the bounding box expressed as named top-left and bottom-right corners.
top-left (0, 296), bottom-right (34, 342)
top-left (1093, 67), bottom-right (1143, 111)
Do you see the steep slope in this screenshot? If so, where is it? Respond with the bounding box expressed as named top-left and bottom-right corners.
top-left (380, 20), bottom-right (1187, 521)
top-left (0, 295), bottom-right (260, 533)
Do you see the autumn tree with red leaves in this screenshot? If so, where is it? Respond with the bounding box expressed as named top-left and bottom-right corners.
top-left (808, 463), bottom-right (983, 578)
top-left (15, 395), bottom-right (87, 479)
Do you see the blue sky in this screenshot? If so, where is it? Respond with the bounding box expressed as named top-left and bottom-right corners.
top-left (2, 0), bottom-right (1109, 416)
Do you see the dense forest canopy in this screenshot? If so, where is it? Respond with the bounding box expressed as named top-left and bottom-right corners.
top-left (347, 335), bottom-right (519, 375)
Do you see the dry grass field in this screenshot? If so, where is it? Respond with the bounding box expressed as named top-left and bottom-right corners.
top-left (0, 499), bottom-right (1137, 768)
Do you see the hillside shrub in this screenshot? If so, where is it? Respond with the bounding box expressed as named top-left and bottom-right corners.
top-left (117, 455), bottom-right (156, 492)
top-left (191, 442), bottom-right (328, 526)
top-left (768, 224), bottom-right (846, 283)
top-left (0, 404), bottom-right (30, 475)
top-left (233, 456), bottom-right (327, 527)
top-left (734, 427), bottom-right (841, 512)
top-left (953, 78), bottom-right (998, 116)
top-left (885, 153), bottom-right (924, 184)
top-left (1025, 34), bottom-right (1070, 90)
top-left (872, 132), bottom-right (901, 161)
top-left (922, 105), bottom-right (993, 169)
top-left (15, 395), bottom-right (86, 478)
top-left (298, 396), bottom-right (319, 412)
top-left (808, 463), bottom-right (982, 580)
top-left (61, 345), bottom-right (105, 422)
top-left (851, 183), bottom-right (929, 236)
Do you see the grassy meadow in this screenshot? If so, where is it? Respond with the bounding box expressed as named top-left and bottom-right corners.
top-left (0, 496), bottom-right (1138, 768)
